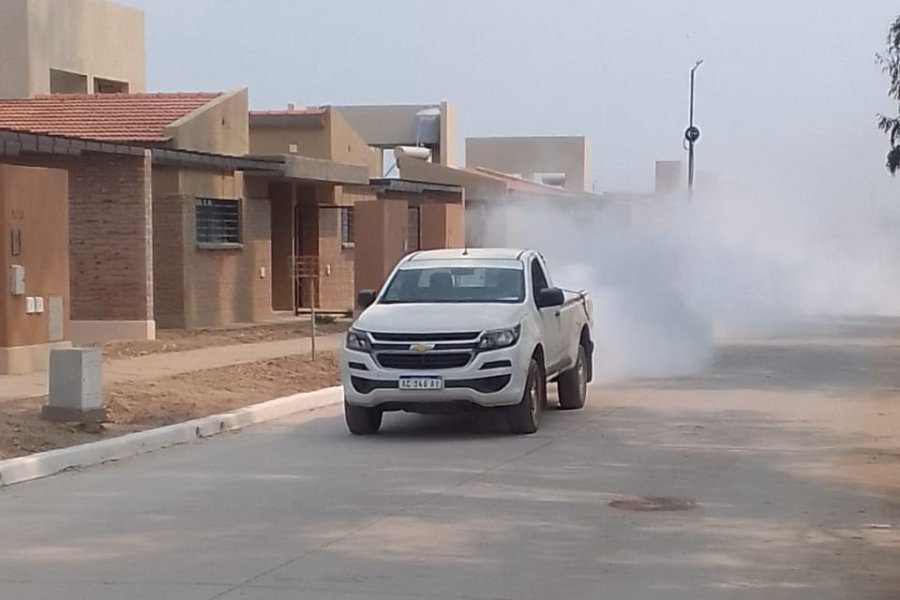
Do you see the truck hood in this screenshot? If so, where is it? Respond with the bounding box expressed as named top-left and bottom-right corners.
top-left (355, 303), bottom-right (527, 334)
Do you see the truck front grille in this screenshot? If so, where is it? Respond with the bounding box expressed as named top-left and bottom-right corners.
top-left (376, 352), bottom-right (472, 370)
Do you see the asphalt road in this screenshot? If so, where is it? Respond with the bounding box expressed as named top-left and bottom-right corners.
top-left (1, 317), bottom-right (899, 599)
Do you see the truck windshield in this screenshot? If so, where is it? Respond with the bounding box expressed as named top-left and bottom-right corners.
top-left (380, 267), bottom-right (526, 304)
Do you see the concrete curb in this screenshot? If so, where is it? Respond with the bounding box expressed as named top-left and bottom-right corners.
top-left (0, 386), bottom-right (343, 488)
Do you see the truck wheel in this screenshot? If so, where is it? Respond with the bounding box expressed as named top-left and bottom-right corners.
top-left (344, 399), bottom-right (383, 435)
top-left (507, 358), bottom-right (544, 434)
top-left (558, 344), bottom-right (587, 410)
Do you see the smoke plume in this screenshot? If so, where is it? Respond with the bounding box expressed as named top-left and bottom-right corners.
top-left (477, 175), bottom-right (900, 382)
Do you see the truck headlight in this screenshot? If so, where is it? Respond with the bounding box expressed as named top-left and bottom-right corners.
top-left (346, 329), bottom-right (372, 352)
top-left (478, 325), bottom-right (521, 350)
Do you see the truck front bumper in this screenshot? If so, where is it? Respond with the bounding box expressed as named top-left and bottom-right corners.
top-left (341, 344), bottom-right (530, 411)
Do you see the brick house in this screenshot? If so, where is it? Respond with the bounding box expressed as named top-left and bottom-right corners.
top-left (248, 106), bottom-right (467, 312)
top-left (0, 90), bottom-right (280, 342)
top-left (248, 107), bottom-right (379, 313)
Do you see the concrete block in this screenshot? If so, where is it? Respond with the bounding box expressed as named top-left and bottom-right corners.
top-left (42, 348), bottom-right (105, 423)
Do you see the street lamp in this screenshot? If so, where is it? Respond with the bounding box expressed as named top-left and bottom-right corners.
top-left (685, 59), bottom-right (704, 199)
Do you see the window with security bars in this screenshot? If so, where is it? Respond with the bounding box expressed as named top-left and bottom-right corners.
top-left (340, 207), bottom-right (354, 246)
top-left (196, 198), bottom-right (241, 244)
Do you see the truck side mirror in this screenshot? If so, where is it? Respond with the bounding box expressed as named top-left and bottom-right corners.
top-left (536, 287), bottom-right (565, 308)
top-left (357, 290), bottom-right (377, 308)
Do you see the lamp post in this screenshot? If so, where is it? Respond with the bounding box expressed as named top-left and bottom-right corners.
top-left (685, 59), bottom-right (703, 199)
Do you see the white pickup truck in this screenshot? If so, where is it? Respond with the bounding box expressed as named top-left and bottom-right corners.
top-left (341, 248), bottom-right (594, 435)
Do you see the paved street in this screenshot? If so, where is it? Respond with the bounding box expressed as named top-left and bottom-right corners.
top-left (1, 318), bottom-right (899, 599)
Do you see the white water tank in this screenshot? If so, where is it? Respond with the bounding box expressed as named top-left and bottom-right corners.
top-left (394, 146), bottom-right (432, 160)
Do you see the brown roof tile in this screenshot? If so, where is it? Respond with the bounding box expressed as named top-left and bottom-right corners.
top-left (0, 92), bottom-right (223, 142)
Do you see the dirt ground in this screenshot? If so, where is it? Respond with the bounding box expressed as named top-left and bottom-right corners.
top-left (0, 352), bottom-right (339, 460)
top-left (102, 320), bottom-right (348, 359)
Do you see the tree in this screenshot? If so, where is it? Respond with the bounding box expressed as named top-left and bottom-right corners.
top-left (877, 15), bottom-right (900, 174)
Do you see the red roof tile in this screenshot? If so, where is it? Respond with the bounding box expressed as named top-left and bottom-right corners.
top-left (0, 92), bottom-right (223, 142)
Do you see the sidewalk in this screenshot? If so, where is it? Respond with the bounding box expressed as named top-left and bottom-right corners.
top-left (0, 334), bottom-right (343, 402)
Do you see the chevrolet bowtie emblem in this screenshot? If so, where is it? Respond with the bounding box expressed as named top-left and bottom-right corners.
top-left (410, 343), bottom-right (435, 353)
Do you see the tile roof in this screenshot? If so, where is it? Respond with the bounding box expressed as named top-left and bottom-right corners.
top-left (0, 92), bottom-right (223, 142)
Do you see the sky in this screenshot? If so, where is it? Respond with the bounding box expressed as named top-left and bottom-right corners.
top-left (122, 0), bottom-right (900, 196)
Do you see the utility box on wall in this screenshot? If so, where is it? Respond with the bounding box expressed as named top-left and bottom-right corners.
top-left (9, 264), bottom-right (25, 295)
top-left (0, 164), bottom-right (71, 374)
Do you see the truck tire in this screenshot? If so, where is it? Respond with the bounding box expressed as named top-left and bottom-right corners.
top-left (507, 358), bottom-right (544, 434)
top-left (344, 399), bottom-right (383, 435)
top-left (558, 344), bottom-right (587, 410)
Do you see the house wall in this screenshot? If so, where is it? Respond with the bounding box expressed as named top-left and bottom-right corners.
top-left (420, 202), bottom-right (464, 250)
top-left (465, 137), bottom-right (590, 192)
top-left (0, 0), bottom-right (145, 99)
top-left (316, 185), bottom-right (375, 311)
top-left (335, 103), bottom-right (458, 166)
top-left (160, 169), bottom-right (272, 330)
top-left (249, 108), bottom-right (380, 176)
top-left (151, 168), bottom-right (186, 328)
top-left (70, 152), bottom-right (154, 342)
top-left (0, 0), bottom-right (30, 99)
top-left (0, 164), bottom-right (71, 374)
top-left (2, 151), bottom-right (155, 343)
top-left (327, 110), bottom-right (380, 176)
top-left (249, 115), bottom-right (332, 160)
top-left (166, 89), bottom-right (250, 156)
top-left (354, 199), bottom-right (408, 304)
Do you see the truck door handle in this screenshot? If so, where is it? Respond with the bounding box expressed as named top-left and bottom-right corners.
top-left (554, 311), bottom-right (561, 318)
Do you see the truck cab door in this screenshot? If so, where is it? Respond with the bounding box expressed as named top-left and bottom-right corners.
top-left (530, 258), bottom-right (562, 373)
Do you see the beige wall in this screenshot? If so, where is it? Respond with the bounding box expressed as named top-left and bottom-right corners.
top-left (0, 0), bottom-right (31, 98)
top-left (437, 101), bottom-right (457, 166)
top-left (465, 137), bottom-right (591, 192)
top-left (250, 119), bottom-right (331, 160)
top-left (154, 168), bottom-right (272, 329)
top-left (327, 110), bottom-right (380, 176)
top-left (0, 164), bottom-right (70, 349)
top-left (317, 185), bottom-right (376, 311)
top-left (354, 199), bottom-right (408, 301)
top-left (336, 103), bottom-right (458, 166)
top-left (0, 0), bottom-right (145, 99)
top-left (166, 89), bottom-right (249, 156)
top-left (249, 107), bottom-right (380, 176)
top-left (419, 202), bottom-right (464, 250)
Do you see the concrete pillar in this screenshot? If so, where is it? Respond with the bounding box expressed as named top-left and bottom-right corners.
top-left (419, 202), bottom-right (464, 250)
top-left (354, 199), bottom-right (408, 303)
top-left (42, 348), bottom-right (104, 423)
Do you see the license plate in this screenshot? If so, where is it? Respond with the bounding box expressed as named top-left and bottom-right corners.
top-left (399, 376), bottom-right (444, 391)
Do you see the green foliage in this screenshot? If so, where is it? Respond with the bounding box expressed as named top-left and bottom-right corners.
top-left (877, 15), bottom-right (900, 174)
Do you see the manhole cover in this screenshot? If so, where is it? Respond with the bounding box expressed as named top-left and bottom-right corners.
top-left (608, 496), bottom-right (698, 512)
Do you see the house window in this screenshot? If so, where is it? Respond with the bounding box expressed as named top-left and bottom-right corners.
top-left (49, 69), bottom-right (88, 94)
top-left (340, 207), bottom-right (354, 247)
top-left (196, 198), bottom-right (241, 245)
top-left (94, 77), bottom-right (129, 94)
